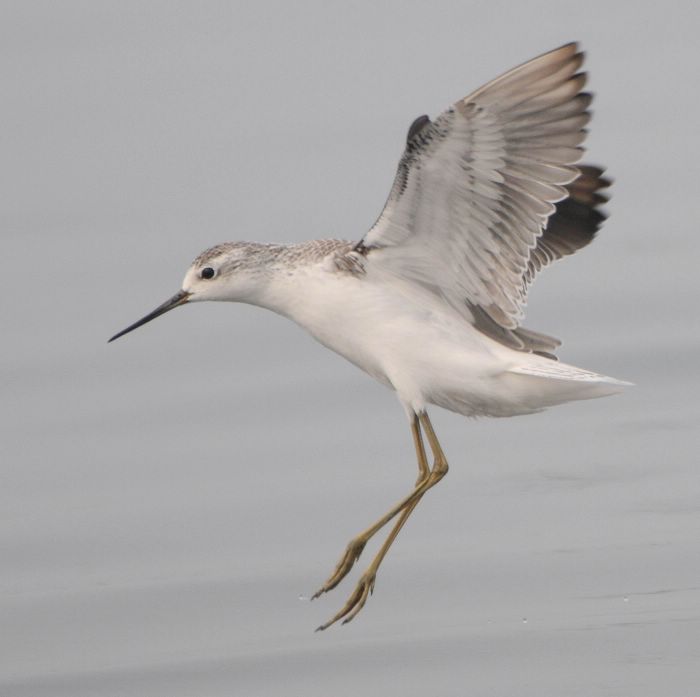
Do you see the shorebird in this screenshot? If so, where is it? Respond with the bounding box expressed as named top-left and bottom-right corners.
top-left (110, 43), bottom-right (628, 630)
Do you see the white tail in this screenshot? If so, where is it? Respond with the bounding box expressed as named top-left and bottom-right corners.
top-left (509, 360), bottom-right (631, 386)
top-left (504, 358), bottom-right (632, 409)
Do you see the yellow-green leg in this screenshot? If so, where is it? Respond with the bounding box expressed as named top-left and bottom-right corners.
top-left (315, 411), bottom-right (449, 630)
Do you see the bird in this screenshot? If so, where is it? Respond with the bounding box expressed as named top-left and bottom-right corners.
top-left (109, 42), bottom-right (629, 630)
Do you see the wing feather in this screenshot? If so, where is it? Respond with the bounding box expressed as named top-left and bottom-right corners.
top-left (353, 43), bottom-right (608, 340)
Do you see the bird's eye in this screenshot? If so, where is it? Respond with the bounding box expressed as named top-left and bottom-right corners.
top-left (200, 267), bottom-right (216, 280)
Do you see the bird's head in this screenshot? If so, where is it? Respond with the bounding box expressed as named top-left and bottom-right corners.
top-left (108, 241), bottom-right (273, 342)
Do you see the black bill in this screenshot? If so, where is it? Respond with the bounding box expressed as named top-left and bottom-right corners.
top-left (108, 290), bottom-right (191, 343)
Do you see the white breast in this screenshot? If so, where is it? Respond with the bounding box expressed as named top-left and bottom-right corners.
top-left (258, 261), bottom-right (508, 414)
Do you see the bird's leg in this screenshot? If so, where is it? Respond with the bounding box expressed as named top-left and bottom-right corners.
top-left (412, 412), bottom-right (431, 486)
top-left (315, 411), bottom-right (449, 630)
top-left (312, 415), bottom-right (428, 599)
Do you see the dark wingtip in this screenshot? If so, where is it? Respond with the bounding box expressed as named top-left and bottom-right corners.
top-left (537, 164), bottom-right (612, 258)
top-left (406, 114), bottom-right (430, 144)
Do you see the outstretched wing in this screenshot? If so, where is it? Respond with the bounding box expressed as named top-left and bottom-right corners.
top-left (353, 43), bottom-right (600, 339)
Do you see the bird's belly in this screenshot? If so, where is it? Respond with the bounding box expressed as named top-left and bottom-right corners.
top-left (288, 280), bottom-right (507, 412)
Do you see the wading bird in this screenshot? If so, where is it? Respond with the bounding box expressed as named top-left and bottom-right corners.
top-left (110, 43), bottom-right (628, 630)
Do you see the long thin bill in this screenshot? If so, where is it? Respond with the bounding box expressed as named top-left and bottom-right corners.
top-left (108, 290), bottom-right (191, 343)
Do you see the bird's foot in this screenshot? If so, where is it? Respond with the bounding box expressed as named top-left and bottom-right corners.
top-left (315, 569), bottom-right (377, 631)
top-left (311, 537), bottom-right (367, 599)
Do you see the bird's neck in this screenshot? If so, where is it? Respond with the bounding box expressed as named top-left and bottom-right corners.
top-left (235, 239), bottom-right (350, 321)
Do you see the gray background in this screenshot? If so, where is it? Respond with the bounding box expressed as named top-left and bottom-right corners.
top-left (3, 1), bottom-right (699, 695)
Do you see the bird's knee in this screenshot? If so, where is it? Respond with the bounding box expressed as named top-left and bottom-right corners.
top-left (430, 457), bottom-right (449, 480)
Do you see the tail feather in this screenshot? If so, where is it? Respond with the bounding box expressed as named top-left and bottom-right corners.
top-left (509, 360), bottom-right (631, 386)
top-left (506, 359), bottom-right (632, 408)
